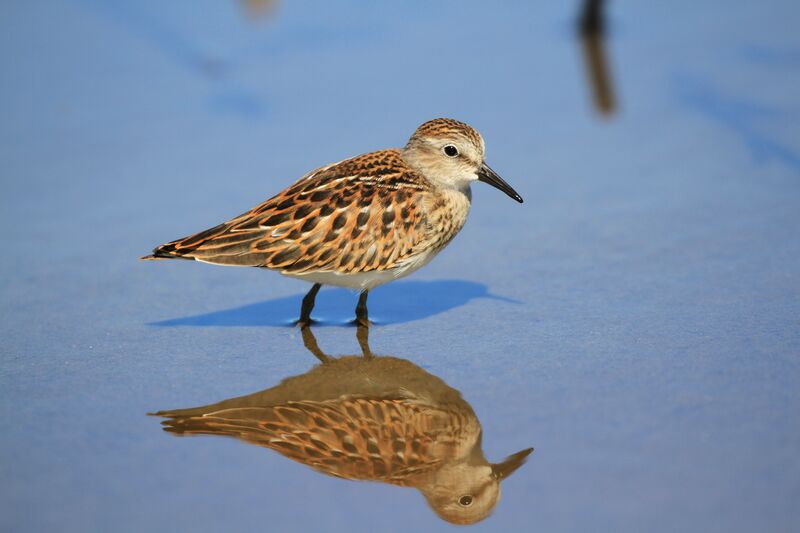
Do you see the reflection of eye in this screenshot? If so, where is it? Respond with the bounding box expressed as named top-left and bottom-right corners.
top-left (443, 145), bottom-right (459, 157)
top-left (458, 495), bottom-right (473, 506)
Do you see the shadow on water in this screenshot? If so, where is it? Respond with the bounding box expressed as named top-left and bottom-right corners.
top-left (151, 325), bottom-right (533, 525)
top-left (150, 279), bottom-right (520, 327)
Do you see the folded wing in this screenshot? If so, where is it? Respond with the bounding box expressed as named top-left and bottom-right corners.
top-left (143, 149), bottom-right (432, 274)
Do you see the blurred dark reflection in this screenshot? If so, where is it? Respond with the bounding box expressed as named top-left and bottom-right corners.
top-left (86, 1), bottom-right (271, 117)
top-left (153, 325), bottom-right (533, 525)
top-left (676, 73), bottom-right (800, 172)
top-left (239, 0), bottom-right (280, 22)
top-left (578, 0), bottom-right (617, 115)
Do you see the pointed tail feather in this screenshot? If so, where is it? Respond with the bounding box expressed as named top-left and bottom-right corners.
top-left (140, 244), bottom-right (193, 261)
top-left (140, 221), bottom-right (235, 262)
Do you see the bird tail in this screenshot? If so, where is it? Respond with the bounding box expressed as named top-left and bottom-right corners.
top-left (140, 243), bottom-right (192, 261)
top-left (140, 253), bottom-right (169, 260)
top-left (140, 221), bottom-right (235, 262)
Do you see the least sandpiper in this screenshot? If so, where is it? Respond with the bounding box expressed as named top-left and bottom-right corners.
top-left (142, 118), bottom-right (523, 325)
top-left (154, 325), bottom-right (533, 524)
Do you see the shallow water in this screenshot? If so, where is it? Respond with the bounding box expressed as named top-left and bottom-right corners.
top-left (2, 1), bottom-right (799, 531)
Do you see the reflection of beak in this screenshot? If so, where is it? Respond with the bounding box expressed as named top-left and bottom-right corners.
top-left (477, 163), bottom-right (523, 203)
top-left (491, 448), bottom-right (534, 480)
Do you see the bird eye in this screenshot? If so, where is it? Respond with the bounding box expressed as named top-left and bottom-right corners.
top-left (458, 495), bottom-right (473, 507)
top-left (443, 145), bottom-right (459, 157)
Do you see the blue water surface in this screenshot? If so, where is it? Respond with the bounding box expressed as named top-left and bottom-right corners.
top-left (1, 1), bottom-right (799, 531)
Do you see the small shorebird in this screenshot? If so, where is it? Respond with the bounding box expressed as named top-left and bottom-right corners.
top-left (154, 325), bottom-right (533, 524)
top-left (142, 118), bottom-right (523, 325)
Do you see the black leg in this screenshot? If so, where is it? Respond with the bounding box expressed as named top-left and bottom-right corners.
top-left (300, 323), bottom-right (331, 363)
top-left (299, 283), bottom-right (321, 326)
top-left (356, 323), bottom-right (373, 359)
top-left (355, 290), bottom-right (369, 327)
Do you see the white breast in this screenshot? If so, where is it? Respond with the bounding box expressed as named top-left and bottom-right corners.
top-left (283, 247), bottom-right (440, 290)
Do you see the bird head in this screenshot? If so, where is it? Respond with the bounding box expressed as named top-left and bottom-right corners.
top-left (418, 447), bottom-right (534, 525)
top-left (403, 118), bottom-right (523, 203)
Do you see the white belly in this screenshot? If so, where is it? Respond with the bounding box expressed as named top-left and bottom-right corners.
top-left (282, 248), bottom-right (440, 290)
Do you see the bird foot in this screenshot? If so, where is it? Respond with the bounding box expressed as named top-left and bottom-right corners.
top-left (349, 317), bottom-right (372, 328)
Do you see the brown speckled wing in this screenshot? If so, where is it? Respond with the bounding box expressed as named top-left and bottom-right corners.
top-left (162, 398), bottom-right (473, 485)
top-left (148, 149), bottom-right (432, 274)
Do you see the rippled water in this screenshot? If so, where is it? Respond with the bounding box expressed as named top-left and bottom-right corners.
top-left (2, 1), bottom-right (799, 531)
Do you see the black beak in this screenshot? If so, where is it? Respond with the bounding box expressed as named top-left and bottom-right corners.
top-left (477, 163), bottom-right (523, 203)
top-left (491, 447), bottom-right (534, 480)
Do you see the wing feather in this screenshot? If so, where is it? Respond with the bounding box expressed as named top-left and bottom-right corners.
top-left (161, 398), bottom-right (469, 485)
top-left (144, 149), bottom-right (434, 273)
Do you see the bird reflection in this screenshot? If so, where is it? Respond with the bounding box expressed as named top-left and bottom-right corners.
top-left (578, 0), bottom-right (617, 115)
top-left (153, 325), bottom-right (533, 525)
